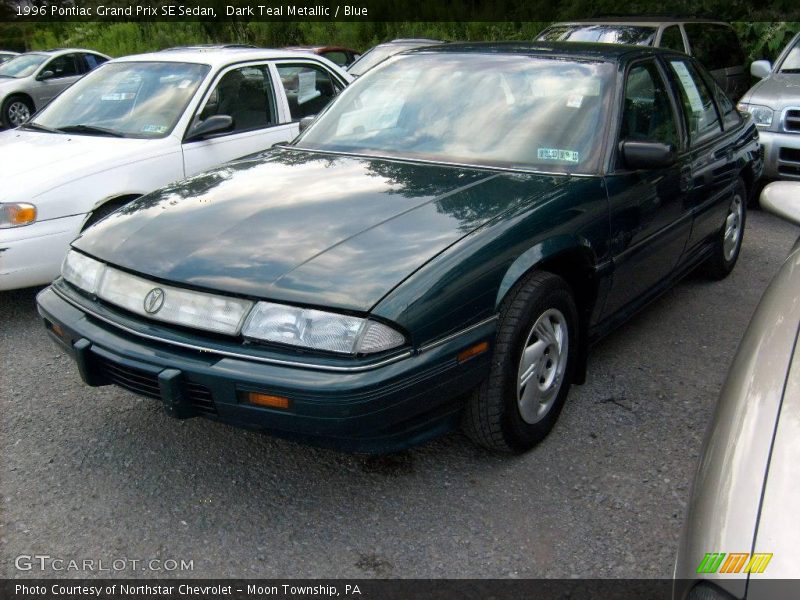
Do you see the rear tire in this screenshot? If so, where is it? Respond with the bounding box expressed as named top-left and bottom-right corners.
top-left (463, 271), bottom-right (578, 453)
top-left (704, 178), bottom-right (746, 280)
top-left (2, 95), bottom-right (34, 128)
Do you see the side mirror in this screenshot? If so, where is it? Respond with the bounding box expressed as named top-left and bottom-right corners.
top-left (750, 60), bottom-right (772, 79)
top-left (298, 115), bottom-right (315, 133)
top-left (38, 70), bottom-right (55, 80)
top-left (620, 140), bottom-right (677, 170)
top-left (186, 115), bottom-right (233, 141)
top-left (760, 181), bottom-right (800, 226)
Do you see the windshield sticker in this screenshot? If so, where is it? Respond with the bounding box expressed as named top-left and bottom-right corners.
top-left (566, 94), bottom-right (583, 108)
top-left (101, 92), bottom-right (135, 101)
top-left (538, 148), bottom-right (580, 163)
top-left (141, 124), bottom-right (168, 134)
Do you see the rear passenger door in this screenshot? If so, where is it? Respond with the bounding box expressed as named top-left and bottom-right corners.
top-left (274, 61), bottom-right (345, 122)
top-left (181, 62), bottom-right (297, 177)
top-left (603, 59), bottom-right (693, 317)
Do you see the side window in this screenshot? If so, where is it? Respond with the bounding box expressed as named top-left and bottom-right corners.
top-left (197, 65), bottom-right (277, 134)
top-left (684, 24), bottom-right (746, 70)
top-left (667, 58), bottom-right (722, 144)
top-left (43, 54), bottom-right (79, 79)
top-left (620, 61), bottom-right (680, 148)
top-left (706, 74), bottom-right (741, 129)
top-left (83, 53), bottom-right (108, 71)
top-left (321, 51), bottom-right (348, 67)
top-left (659, 26), bottom-right (686, 53)
top-left (277, 63), bottom-right (342, 120)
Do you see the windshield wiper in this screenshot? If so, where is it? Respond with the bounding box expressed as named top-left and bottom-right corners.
top-left (18, 121), bottom-right (64, 134)
top-left (58, 124), bottom-right (126, 137)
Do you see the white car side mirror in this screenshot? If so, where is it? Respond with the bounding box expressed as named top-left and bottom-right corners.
top-left (761, 181), bottom-right (800, 226)
top-left (751, 60), bottom-right (772, 79)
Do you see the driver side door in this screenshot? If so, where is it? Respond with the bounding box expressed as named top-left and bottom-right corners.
top-left (602, 58), bottom-right (693, 318)
top-left (31, 53), bottom-right (84, 108)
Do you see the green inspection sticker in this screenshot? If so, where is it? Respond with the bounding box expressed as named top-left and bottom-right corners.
top-left (142, 124), bottom-right (168, 134)
top-left (538, 148), bottom-right (580, 163)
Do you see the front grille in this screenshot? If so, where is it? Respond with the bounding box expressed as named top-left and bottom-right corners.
top-left (785, 109), bottom-right (800, 132)
top-left (95, 356), bottom-right (217, 415)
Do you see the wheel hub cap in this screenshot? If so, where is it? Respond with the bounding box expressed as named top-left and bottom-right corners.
top-left (517, 308), bottom-right (568, 424)
top-left (8, 102), bottom-right (31, 127)
top-left (723, 194), bottom-right (743, 262)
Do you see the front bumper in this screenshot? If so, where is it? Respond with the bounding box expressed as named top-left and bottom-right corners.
top-left (37, 284), bottom-right (495, 453)
top-left (0, 214), bottom-right (86, 291)
top-left (758, 129), bottom-right (800, 180)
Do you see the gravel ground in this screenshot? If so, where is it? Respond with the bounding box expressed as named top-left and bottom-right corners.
top-left (1, 209), bottom-right (798, 580)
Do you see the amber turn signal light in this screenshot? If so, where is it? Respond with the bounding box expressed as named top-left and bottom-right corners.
top-left (247, 392), bottom-right (291, 409)
top-left (457, 341), bottom-right (489, 363)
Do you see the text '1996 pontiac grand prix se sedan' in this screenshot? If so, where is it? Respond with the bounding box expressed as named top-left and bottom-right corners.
top-left (37, 42), bottom-right (762, 454)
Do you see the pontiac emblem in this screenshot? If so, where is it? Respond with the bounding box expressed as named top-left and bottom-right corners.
top-left (143, 287), bottom-right (165, 314)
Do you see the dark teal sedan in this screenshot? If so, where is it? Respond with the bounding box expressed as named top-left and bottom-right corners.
top-left (37, 43), bottom-right (762, 453)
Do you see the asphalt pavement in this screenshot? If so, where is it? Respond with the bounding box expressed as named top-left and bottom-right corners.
top-left (1, 208), bottom-right (798, 579)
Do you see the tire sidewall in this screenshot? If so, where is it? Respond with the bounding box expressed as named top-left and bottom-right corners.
top-left (499, 279), bottom-right (579, 451)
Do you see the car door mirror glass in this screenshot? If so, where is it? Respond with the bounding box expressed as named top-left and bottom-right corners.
top-left (620, 140), bottom-right (677, 169)
top-left (750, 60), bottom-right (772, 79)
top-left (187, 114), bottom-right (233, 141)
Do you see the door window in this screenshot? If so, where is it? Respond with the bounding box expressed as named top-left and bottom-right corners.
top-left (197, 65), bottom-right (277, 134)
top-left (620, 61), bottom-right (680, 148)
top-left (82, 53), bottom-right (108, 71)
top-left (684, 24), bottom-right (746, 70)
top-left (276, 63), bottom-right (342, 120)
top-left (321, 51), bottom-right (348, 66)
top-left (659, 26), bottom-right (686, 53)
top-left (42, 54), bottom-right (80, 79)
top-left (667, 59), bottom-right (722, 144)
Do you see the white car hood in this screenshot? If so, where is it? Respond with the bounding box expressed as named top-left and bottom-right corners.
top-left (0, 129), bottom-right (173, 201)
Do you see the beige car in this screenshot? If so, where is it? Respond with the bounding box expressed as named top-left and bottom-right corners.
top-left (674, 181), bottom-right (800, 598)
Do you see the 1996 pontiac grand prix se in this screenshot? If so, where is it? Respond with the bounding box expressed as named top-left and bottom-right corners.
top-left (37, 43), bottom-right (762, 453)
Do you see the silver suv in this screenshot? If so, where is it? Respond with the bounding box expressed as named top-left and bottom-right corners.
top-left (0, 48), bottom-right (110, 128)
top-left (738, 33), bottom-right (800, 181)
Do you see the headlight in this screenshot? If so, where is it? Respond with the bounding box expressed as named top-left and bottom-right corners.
top-left (242, 301), bottom-right (405, 355)
top-left (61, 249), bottom-right (105, 294)
top-left (0, 203), bottom-right (37, 228)
top-left (737, 102), bottom-right (773, 127)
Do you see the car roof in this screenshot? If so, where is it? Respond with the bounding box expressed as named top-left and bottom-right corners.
top-left (409, 40), bottom-right (680, 61)
top-left (547, 18), bottom-right (731, 26)
top-left (21, 48), bottom-right (109, 57)
top-left (111, 47), bottom-right (336, 68)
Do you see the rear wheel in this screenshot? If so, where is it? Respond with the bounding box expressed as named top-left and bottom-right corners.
top-left (2, 95), bottom-right (34, 128)
top-left (704, 178), bottom-right (746, 280)
top-left (463, 271), bottom-right (578, 453)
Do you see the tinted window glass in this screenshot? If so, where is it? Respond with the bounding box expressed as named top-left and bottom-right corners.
top-left (297, 53), bottom-right (615, 173)
top-left (668, 58), bottom-right (722, 144)
top-left (537, 24), bottom-right (657, 46)
top-left (84, 53), bottom-right (108, 70)
top-left (45, 54), bottom-right (80, 79)
top-left (684, 24), bottom-right (745, 70)
top-left (621, 62), bottom-right (679, 147)
top-left (277, 63), bottom-right (340, 119)
top-left (659, 26), bottom-right (686, 53)
top-left (321, 51), bottom-right (348, 66)
top-left (199, 65), bottom-right (276, 133)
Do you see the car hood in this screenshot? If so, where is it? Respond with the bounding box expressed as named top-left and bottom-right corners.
top-left (742, 73), bottom-right (800, 108)
top-left (0, 129), bottom-right (166, 200)
top-left (74, 149), bottom-right (569, 312)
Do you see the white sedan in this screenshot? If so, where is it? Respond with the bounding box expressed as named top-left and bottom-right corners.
top-left (0, 47), bottom-right (352, 290)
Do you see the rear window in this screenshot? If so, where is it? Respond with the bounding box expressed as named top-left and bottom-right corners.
top-left (684, 24), bottom-right (745, 70)
top-left (537, 24), bottom-right (657, 46)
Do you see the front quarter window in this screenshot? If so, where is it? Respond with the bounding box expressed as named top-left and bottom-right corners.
top-left (296, 53), bottom-right (614, 173)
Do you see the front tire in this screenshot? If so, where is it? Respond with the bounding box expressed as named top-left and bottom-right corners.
top-left (2, 95), bottom-right (34, 128)
top-left (463, 271), bottom-right (578, 453)
top-left (704, 178), bottom-right (746, 280)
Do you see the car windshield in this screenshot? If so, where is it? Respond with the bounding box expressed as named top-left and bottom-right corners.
top-left (0, 53), bottom-right (47, 78)
top-left (297, 53), bottom-right (614, 173)
top-left (348, 43), bottom-right (424, 76)
top-left (537, 24), bottom-right (657, 46)
top-left (32, 61), bottom-right (210, 138)
top-left (779, 37), bottom-right (800, 72)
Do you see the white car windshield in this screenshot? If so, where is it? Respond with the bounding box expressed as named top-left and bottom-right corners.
top-left (779, 37), bottom-right (800, 73)
top-left (297, 52), bottom-right (614, 173)
top-left (31, 61), bottom-right (210, 138)
top-left (0, 53), bottom-right (47, 78)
